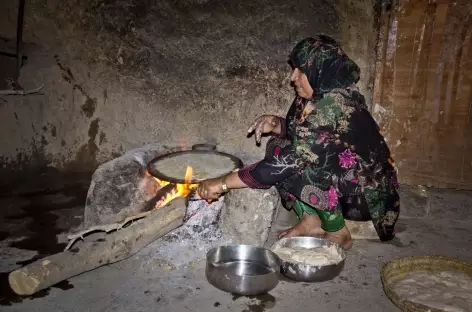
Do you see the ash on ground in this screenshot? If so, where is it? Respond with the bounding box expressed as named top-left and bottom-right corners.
top-left (138, 196), bottom-right (230, 268)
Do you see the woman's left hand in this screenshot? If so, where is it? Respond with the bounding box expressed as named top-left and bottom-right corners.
top-left (197, 178), bottom-right (224, 200)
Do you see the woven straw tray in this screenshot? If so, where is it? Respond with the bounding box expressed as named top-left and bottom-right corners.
top-left (381, 255), bottom-right (472, 312)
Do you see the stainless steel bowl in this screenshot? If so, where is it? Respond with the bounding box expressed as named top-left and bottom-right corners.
top-left (272, 236), bottom-right (346, 282)
top-left (205, 244), bottom-right (281, 295)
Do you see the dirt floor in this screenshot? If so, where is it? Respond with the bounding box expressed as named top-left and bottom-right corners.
top-left (0, 171), bottom-right (471, 312)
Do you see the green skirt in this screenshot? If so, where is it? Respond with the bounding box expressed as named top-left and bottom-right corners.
top-left (293, 200), bottom-right (345, 232)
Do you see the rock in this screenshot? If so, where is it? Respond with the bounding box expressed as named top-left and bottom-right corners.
top-left (271, 203), bottom-right (298, 231)
top-left (345, 220), bottom-right (378, 240)
top-left (220, 187), bottom-right (282, 246)
top-left (82, 143), bottom-right (246, 268)
top-left (84, 144), bottom-right (180, 227)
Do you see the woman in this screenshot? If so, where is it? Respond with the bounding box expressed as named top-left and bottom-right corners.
top-left (197, 35), bottom-right (400, 249)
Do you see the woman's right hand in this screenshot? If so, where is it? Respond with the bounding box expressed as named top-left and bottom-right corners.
top-left (247, 115), bottom-right (281, 144)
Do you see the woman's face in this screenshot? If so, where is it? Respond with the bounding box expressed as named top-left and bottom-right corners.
top-left (290, 68), bottom-right (313, 99)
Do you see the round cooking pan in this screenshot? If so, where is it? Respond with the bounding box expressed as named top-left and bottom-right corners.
top-left (147, 144), bottom-right (244, 184)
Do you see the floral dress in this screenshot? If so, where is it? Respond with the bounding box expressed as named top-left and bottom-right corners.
top-left (237, 35), bottom-right (400, 241)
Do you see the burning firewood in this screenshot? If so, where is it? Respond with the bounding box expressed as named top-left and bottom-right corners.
top-left (8, 198), bottom-right (186, 296)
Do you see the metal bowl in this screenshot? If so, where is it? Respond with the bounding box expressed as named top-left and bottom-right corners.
top-left (205, 245), bottom-right (281, 296)
top-left (272, 236), bottom-right (346, 282)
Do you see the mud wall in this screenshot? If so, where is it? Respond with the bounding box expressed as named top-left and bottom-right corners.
top-left (371, 0), bottom-right (472, 189)
top-left (0, 0), bottom-right (379, 173)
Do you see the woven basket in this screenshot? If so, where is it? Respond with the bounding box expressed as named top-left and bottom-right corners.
top-left (381, 255), bottom-right (472, 312)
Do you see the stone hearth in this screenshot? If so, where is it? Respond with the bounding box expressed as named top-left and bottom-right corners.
top-left (81, 143), bottom-right (382, 269)
top-left (82, 143), bottom-right (282, 268)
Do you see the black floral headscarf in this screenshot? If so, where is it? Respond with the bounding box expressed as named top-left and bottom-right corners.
top-left (289, 35), bottom-right (361, 100)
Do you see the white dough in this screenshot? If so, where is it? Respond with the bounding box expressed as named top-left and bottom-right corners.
top-left (393, 271), bottom-right (472, 312)
top-left (273, 245), bottom-right (343, 266)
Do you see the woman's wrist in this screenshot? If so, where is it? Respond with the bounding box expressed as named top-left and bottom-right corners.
top-left (221, 175), bottom-right (229, 193)
top-left (270, 116), bottom-right (282, 135)
top-left (272, 122), bottom-right (282, 135)
top-left (222, 171), bottom-right (248, 190)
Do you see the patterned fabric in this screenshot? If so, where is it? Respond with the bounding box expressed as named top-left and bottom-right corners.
top-left (289, 35), bottom-right (361, 100)
top-left (238, 35), bottom-right (400, 241)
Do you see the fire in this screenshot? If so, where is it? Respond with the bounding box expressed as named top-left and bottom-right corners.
top-left (153, 166), bottom-right (198, 208)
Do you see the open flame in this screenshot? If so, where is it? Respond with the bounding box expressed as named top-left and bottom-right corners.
top-left (152, 166), bottom-right (198, 208)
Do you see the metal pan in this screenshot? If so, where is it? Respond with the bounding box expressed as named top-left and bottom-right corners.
top-left (147, 146), bottom-right (243, 184)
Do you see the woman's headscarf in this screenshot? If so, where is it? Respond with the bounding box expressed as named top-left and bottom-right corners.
top-left (289, 35), bottom-right (361, 100)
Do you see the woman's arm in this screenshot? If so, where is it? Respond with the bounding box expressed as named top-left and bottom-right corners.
top-left (195, 170), bottom-right (247, 200)
top-left (197, 124), bottom-right (320, 199)
top-left (272, 117), bottom-right (286, 137)
top-left (197, 116), bottom-right (288, 199)
top-left (237, 143), bottom-right (299, 188)
top-left (225, 170), bottom-right (248, 189)
top-left (238, 97), bottom-right (343, 189)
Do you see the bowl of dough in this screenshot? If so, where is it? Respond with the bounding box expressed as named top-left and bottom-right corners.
top-left (271, 236), bottom-right (346, 282)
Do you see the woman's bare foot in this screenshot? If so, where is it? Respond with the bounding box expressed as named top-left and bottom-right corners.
top-left (279, 214), bottom-right (326, 239)
top-left (325, 226), bottom-right (353, 250)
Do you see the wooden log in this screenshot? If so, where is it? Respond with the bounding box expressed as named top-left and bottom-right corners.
top-left (8, 198), bottom-right (186, 296)
top-left (143, 183), bottom-right (177, 211)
